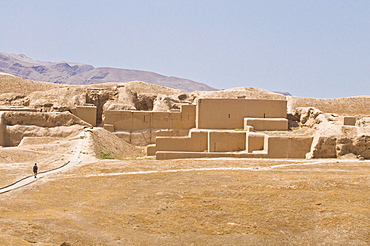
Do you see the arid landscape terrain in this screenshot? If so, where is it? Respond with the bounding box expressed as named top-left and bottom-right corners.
top-left (0, 69), bottom-right (370, 245)
top-left (0, 133), bottom-right (369, 245)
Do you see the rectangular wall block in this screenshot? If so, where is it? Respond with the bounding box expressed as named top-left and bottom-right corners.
top-left (244, 118), bottom-right (288, 131)
top-left (103, 104), bottom-right (196, 131)
top-left (155, 131), bottom-right (208, 152)
top-left (196, 98), bottom-right (287, 129)
top-left (246, 132), bottom-right (265, 153)
top-left (208, 131), bottom-right (246, 152)
top-left (265, 136), bottom-right (313, 158)
top-left (76, 106), bottom-right (97, 126)
top-left (338, 116), bottom-right (357, 126)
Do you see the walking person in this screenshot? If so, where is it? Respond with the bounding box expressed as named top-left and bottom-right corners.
top-left (33, 163), bottom-right (38, 178)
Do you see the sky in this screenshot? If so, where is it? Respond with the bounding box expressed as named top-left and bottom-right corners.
top-left (1, 0), bottom-right (370, 98)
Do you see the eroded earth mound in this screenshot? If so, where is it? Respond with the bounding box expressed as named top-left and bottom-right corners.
top-left (90, 128), bottom-right (145, 159)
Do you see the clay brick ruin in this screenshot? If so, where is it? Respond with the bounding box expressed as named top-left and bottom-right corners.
top-left (101, 98), bottom-right (313, 159)
top-left (1, 73), bottom-right (370, 160)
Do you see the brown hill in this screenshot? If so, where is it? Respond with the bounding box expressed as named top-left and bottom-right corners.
top-left (193, 87), bottom-right (286, 100)
top-left (0, 52), bottom-right (216, 92)
top-left (0, 72), bottom-right (64, 95)
top-left (287, 96), bottom-right (370, 115)
top-left (123, 81), bottom-right (185, 95)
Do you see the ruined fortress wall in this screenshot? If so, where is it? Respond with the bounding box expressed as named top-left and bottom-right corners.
top-left (0, 112), bottom-right (5, 146)
top-left (132, 112), bottom-right (152, 129)
top-left (103, 104), bottom-right (196, 131)
top-left (0, 111), bottom-right (91, 147)
top-left (113, 129), bottom-right (190, 146)
top-left (196, 99), bottom-right (287, 129)
top-left (104, 111), bottom-right (133, 130)
top-left (5, 125), bottom-right (84, 146)
top-left (208, 131), bottom-right (246, 152)
top-left (244, 118), bottom-right (288, 131)
top-left (287, 96), bottom-right (370, 116)
top-left (246, 133), bottom-right (265, 152)
top-left (2, 111), bottom-right (92, 127)
top-left (76, 106), bottom-right (97, 127)
top-left (180, 104), bottom-right (197, 129)
top-left (151, 112), bottom-right (170, 128)
top-left (156, 130), bottom-right (248, 153)
top-left (152, 130), bottom-right (313, 159)
top-left (155, 131), bottom-right (208, 152)
top-left (265, 136), bottom-right (313, 158)
top-left (154, 134), bottom-right (312, 159)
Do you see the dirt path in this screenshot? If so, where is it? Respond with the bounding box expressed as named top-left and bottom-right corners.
top-left (81, 159), bottom-right (362, 178)
top-left (0, 130), bottom-right (89, 194)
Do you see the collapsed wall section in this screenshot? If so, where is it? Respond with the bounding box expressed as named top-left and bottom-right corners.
top-left (0, 111), bottom-right (91, 147)
top-left (2, 111), bottom-right (91, 127)
top-left (5, 125), bottom-right (85, 146)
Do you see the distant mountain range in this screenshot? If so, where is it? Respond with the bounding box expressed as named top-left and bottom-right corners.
top-left (0, 52), bottom-right (216, 92)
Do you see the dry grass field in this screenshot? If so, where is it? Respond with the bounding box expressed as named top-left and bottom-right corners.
top-left (1, 141), bottom-right (369, 246)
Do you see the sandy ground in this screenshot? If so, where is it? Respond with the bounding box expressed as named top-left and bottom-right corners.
top-left (0, 141), bottom-right (369, 246)
top-left (0, 137), bottom-right (83, 188)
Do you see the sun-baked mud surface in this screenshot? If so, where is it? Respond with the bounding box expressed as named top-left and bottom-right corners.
top-left (0, 158), bottom-right (369, 245)
top-left (0, 137), bottom-right (81, 187)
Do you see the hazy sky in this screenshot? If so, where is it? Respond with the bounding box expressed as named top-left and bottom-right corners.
top-left (1, 0), bottom-right (369, 98)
